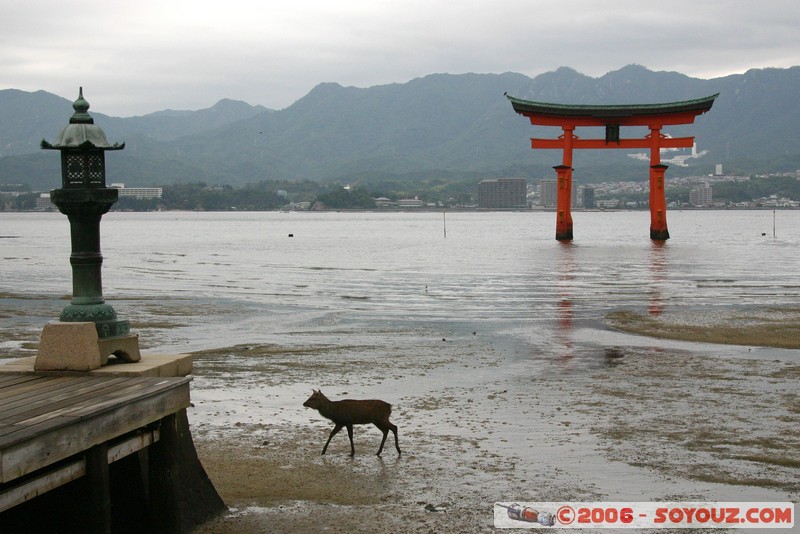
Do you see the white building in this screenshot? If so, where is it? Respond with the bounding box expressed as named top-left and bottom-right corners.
top-left (690, 183), bottom-right (713, 207)
top-left (374, 197), bottom-right (394, 208)
top-left (110, 183), bottom-right (163, 199)
top-left (396, 198), bottom-right (424, 208)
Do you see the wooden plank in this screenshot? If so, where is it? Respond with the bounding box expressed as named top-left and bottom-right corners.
top-left (0, 379), bottom-right (122, 436)
top-left (0, 375), bottom-right (42, 388)
top-left (67, 379), bottom-right (187, 417)
top-left (0, 428), bottom-right (159, 513)
top-left (0, 375), bottom-right (188, 479)
top-left (0, 374), bottom-right (55, 390)
top-left (0, 379), bottom-right (171, 447)
top-left (0, 376), bottom-right (104, 418)
top-left (0, 376), bottom-right (66, 401)
top-left (9, 378), bottom-right (168, 430)
top-left (1, 379), bottom-right (189, 482)
top-left (0, 376), bottom-right (102, 421)
top-left (0, 377), bottom-right (141, 427)
top-left (0, 376), bottom-right (152, 428)
top-left (0, 458), bottom-right (85, 513)
top-left (107, 428), bottom-right (159, 464)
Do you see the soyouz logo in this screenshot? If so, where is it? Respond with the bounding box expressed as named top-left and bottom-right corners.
top-left (493, 502), bottom-right (795, 529)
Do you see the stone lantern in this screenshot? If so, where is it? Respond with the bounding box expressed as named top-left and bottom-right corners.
top-left (35, 88), bottom-right (140, 371)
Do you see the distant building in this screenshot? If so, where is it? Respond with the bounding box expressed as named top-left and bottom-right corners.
top-left (36, 193), bottom-right (55, 210)
top-left (397, 198), bottom-right (424, 208)
top-left (690, 183), bottom-right (713, 206)
top-left (596, 199), bottom-right (621, 209)
top-left (285, 201), bottom-right (311, 210)
top-left (538, 180), bottom-right (558, 208)
top-left (110, 183), bottom-right (163, 199)
top-left (572, 182), bottom-right (579, 208)
top-left (478, 178), bottom-right (527, 209)
top-left (374, 197), bottom-right (394, 208)
top-left (760, 195), bottom-right (800, 208)
top-left (541, 180), bottom-right (579, 207)
top-left (582, 186), bottom-right (595, 208)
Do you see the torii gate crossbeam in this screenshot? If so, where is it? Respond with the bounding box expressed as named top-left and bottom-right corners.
top-left (507, 94), bottom-right (718, 241)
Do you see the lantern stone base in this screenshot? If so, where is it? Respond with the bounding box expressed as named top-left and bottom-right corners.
top-left (34, 322), bottom-right (141, 372)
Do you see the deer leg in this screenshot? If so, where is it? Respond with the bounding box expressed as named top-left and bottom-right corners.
top-left (322, 423), bottom-right (343, 455)
top-left (390, 422), bottom-right (401, 455)
top-left (346, 424), bottom-right (355, 457)
top-left (375, 423), bottom-right (389, 456)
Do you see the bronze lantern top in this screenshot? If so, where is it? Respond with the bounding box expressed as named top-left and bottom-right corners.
top-left (41, 87), bottom-right (124, 151)
top-left (41, 88), bottom-right (124, 189)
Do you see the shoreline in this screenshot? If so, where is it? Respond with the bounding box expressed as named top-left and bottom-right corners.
top-left (606, 307), bottom-right (800, 349)
top-left (4, 206), bottom-right (800, 215)
top-left (4, 292), bottom-right (800, 360)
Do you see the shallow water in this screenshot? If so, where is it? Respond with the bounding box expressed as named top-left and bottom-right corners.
top-left (2, 209), bottom-right (799, 360)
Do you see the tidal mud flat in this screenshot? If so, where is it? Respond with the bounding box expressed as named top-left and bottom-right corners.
top-left (187, 311), bottom-right (800, 533)
top-left (1, 294), bottom-right (798, 532)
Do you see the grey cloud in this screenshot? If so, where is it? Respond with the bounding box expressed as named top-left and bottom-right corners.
top-left (1, 0), bottom-right (799, 116)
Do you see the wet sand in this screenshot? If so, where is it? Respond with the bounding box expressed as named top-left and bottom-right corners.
top-left (1, 296), bottom-right (797, 532)
top-left (188, 311), bottom-right (800, 533)
top-left (606, 307), bottom-right (800, 349)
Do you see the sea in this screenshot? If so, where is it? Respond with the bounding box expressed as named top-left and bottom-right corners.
top-left (2, 209), bottom-right (799, 363)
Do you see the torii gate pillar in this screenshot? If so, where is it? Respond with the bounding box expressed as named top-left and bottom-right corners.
top-left (554, 165), bottom-right (573, 241)
top-left (649, 163), bottom-right (669, 240)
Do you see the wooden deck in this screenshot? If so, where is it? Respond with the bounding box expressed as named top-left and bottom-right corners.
top-left (0, 372), bottom-right (190, 513)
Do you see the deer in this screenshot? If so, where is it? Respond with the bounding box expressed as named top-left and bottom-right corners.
top-left (302, 389), bottom-right (401, 457)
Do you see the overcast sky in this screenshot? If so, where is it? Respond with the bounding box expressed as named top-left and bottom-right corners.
top-left (2, 0), bottom-right (799, 117)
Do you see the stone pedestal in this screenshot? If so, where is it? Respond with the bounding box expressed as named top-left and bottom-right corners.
top-left (34, 322), bottom-right (141, 372)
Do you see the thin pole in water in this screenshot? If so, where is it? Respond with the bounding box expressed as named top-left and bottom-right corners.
top-left (443, 209), bottom-right (447, 238)
top-left (774, 209), bottom-right (777, 238)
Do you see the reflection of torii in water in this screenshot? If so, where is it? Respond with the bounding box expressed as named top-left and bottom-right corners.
top-left (648, 241), bottom-right (668, 316)
top-left (507, 93), bottom-right (718, 241)
top-left (556, 242), bottom-right (575, 367)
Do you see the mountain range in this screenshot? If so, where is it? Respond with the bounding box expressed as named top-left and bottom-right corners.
top-left (2, 65), bottom-right (800, 190)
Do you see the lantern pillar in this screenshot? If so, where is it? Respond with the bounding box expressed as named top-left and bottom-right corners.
top-left (52, 186), bottom-right (126, 333)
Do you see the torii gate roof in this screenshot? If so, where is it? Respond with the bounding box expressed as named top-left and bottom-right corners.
top-left (506, 93), bottom-right (718, 126)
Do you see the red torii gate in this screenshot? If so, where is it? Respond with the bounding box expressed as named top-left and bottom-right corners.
top-left (507, 94), bottom-right (718, 240)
